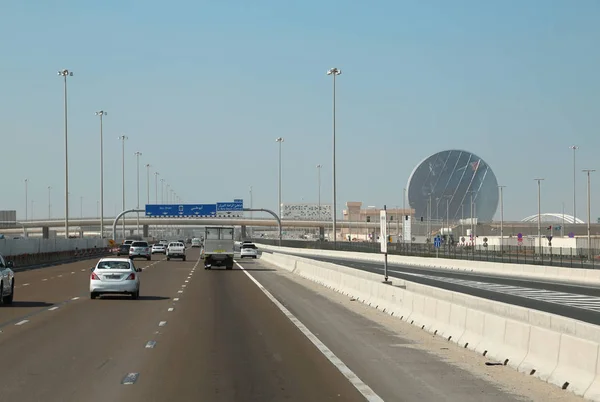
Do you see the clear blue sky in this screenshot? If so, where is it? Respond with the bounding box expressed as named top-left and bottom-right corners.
top-left (1, 0), bottom-right (599, 222)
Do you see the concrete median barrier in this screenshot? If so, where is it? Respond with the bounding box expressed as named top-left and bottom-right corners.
top-left (260, 250), bottom-right (600, 400)
top-left (256, 243), bottom-right (600, 286)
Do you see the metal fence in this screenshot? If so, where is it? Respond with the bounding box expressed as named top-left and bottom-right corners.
top-left (252, 238), bottom-right (600, 270)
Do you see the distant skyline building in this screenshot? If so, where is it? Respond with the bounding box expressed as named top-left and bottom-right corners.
top-left (406, 150), bottom-right (499, 222)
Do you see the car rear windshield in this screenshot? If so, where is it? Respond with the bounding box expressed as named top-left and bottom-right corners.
top-left (119, 245), bottom-right (130, 250)
top-left (131, 242), bottom-right (148, 247)
top-left (97, 261), bottom-right (131, 270)
top-left (241, 244), bottom-right (257, 249)
top-left (169, 242), bottom-right (183, 247)
top-left (153, 244), bottom-right (164, 247)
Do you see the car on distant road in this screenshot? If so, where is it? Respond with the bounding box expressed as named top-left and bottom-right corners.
top-left (123, 239), bottom-right (135, 246)
top-left (129, 241), bottom-right (151, 261)
top-left (117, 244), bottom-right (131, 256)
top-left (0, 254), bottom-right (15, 304)
top-left (167, 242), bottom-right (186, 261)
top-left (151, 243), bottom-right (166, 254)
top-left (191, 238), bottom-right (201, 248)
top-left (90, 258), bottom-right (142, 299)
top-left (240, 243), bottom-right (258, 259)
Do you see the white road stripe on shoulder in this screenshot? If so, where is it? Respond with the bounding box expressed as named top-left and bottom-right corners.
top-left (235, 261), bottom-right (384, 402)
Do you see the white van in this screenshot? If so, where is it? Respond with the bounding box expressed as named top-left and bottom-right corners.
top-left (191, 238), bottom-right (202, 248)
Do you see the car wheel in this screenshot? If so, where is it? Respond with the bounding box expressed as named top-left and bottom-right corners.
top-left (167, 257), bottom-right (171, 261)
top-left (90, 292), bottom-right (98, 299)
top-left (147, 256), bottom-right (151, 261)
top-left (132, 290), bottom-right (139, 300)
top-left (3, 281), bottom-right (14, 305)
top-left (182, 256), bottom-right (186, 261)
top-left (253, 256), bottom-right (257, 259)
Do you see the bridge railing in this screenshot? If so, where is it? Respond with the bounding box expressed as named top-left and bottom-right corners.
top-left (251, 238), bottom-right (600, 270)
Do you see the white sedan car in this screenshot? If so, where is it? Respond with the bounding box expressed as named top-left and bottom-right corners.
top-left (240, 243), bottom-right (258, 259)
top-left (90, 258), bottom-right (141, 299)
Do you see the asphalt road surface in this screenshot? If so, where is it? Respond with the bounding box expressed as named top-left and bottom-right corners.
top-left (279, 253), bottom-right (600, 326)
top-left (0, 248), bottom-right (568, 401)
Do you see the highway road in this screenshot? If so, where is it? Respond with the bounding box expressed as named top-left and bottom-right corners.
top-left (0, 248), bottom-right (577, 401)
top-left (278, 253), bottom-right (600, 326)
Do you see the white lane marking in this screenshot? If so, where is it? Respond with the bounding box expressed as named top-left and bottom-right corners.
top-left (71, 297), bottom-right (80, 300)
top-left (235, 261), bottom-right (384, 402)
top-left (81, 269), bottom-right (85, 271)
top-left (42, 279), bottom-right (48, 281)
top-left (22, 283), bottom-right (29, 286)
top-left (173, 298), bottom-right (179, 301)
top-left (145, 341), bottom-right (157, 349)
top-left (168, 307), bottom-right (174, 312)
top-left (48, 307), bottom-right (59, 311)
top-left (15, 320), bottom-right (29, 326)
top-left (178, 290), bottom-right (183, 293)
top-left (159, 321), bottom-right (167, 327)
top-left (182, 285), bottom-right (187, 288)
top-left (71, 272), bottom-right (75, 274)
top-left (185, 280), bottom-right (189, 283)
top-left (121, 372), bottom-right (139, 385)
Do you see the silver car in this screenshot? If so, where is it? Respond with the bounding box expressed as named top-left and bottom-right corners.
top-left (0, 254), bottom-right (14, 305)
top-left (129, 241), bottom-right (151, 260)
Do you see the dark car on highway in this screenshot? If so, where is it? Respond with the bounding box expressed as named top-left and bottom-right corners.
top-left (117, 244), bottom-right (131, 256)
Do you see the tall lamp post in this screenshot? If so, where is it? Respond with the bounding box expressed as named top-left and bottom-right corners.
top-left (160, 179), bottom-right (165, 203)
top-left (145, 164), bottom-right (151, 206)
top-left (275, 137), bottom-right (284, 222)
top-left (58, 69), bottom-right (73, 238)
top-left (316, 164), bottom-right (322, 222)
top-left (498, 185), bottom-right (506, 253)
top-left (583, 169), bottom-right (595, 262)
top-left (24, 178), bottom-right (28, 221)
top-left (118, 135), bottom-right (128, 239)
top-left (570, 145), bottom-right (578, 223)
top-left (154, 172), bottom-right (159, 203)
top-left (135, 151), bottom-right (143, 235)
top-left (327, 67), bottom-right (341, 245)
top-left (534, 178), bottom-right (545, 256)
top-left (48, 186), bottom-right (52, 219)
top-left (95, 110), bottom-right (107, 238)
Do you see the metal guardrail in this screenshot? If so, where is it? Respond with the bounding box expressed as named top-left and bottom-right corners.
top-left (252, 239), bottom-right (600, 270)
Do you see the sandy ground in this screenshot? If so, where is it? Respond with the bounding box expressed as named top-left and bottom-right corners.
top-left (262, 261), bottom-right (586, 402)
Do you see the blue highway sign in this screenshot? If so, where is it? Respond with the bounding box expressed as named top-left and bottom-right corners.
top-left (217, 200), bottom-right (243, 211)
top-left (433, 236), bottom-right (441, 248)
top-left (145, 204), bottom-right (217, 218)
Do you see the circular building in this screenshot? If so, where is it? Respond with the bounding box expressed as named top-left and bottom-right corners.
top-left (407, 150), bottom-right (499, 222)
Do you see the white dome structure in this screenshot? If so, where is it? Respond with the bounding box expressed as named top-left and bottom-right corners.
top-left (521, 213), bottom-right (584, 224)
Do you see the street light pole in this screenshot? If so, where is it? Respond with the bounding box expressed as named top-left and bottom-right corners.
top-left (583, 169), bottom-right (595, 262)
top-left (327, 67), bottom-right (341, 246)
top-left (95, 110), bottom-right (107, 238)
top-left (534, 179), bottom-right (545, 256)
top-left (316, 164), bottom-right (322, 222)
top-left (58, 69), bottom-right (73, 239)
top-left (275, 137), bottom-right (284, 222)
top-left (48, 186), bottom-right (52, 219)
top-left (24, 178), bottom-right (28, 221)
top-left (571, 145), bottom-right (578, 223)
top-left (498, 185), bottom-right (506, 253)
top-left (161, 179), bottom-right (165, 203)
top-left (146, 164), bottom-right (151, 206)
top-left (119, 135), bottom-right (128, 239)
top-left (135, 151), bottom-right (143, 236)
top-left (80, 196), bottom-right (83, 218)
top-left (154, 172), bottom-right (159, 203)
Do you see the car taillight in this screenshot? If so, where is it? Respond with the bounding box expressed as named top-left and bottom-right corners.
top-left (91, 273), bottom-right (100, 280)
top-left (126, 273), bottom-right (135, 280)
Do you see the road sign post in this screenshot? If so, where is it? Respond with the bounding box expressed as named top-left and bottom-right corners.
top-left (380, 205), bottom-right (390, 283)
top-left (434, 235), bottom-right (441, 258)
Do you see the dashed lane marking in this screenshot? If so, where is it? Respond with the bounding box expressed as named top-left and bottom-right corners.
top-left (48, 307), bottom-right (59, 311)
top-left (236, 261), bottom-right (385, 402)
top-left (168, 308), bottom-right (174, 312)
top-left (173, 298), bottom-right (179, 301)
top-left (145, 341), bottom-right (157, 349)
top-left (121, 373), bottom-right (139, 385)
top-left (15, 320), bottom-right (29, 326)
top-left (159, 321), bottom-right (167, 327)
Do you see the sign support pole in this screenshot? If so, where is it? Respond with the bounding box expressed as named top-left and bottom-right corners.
top-left (380, 205), bottom-right (390, 284)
